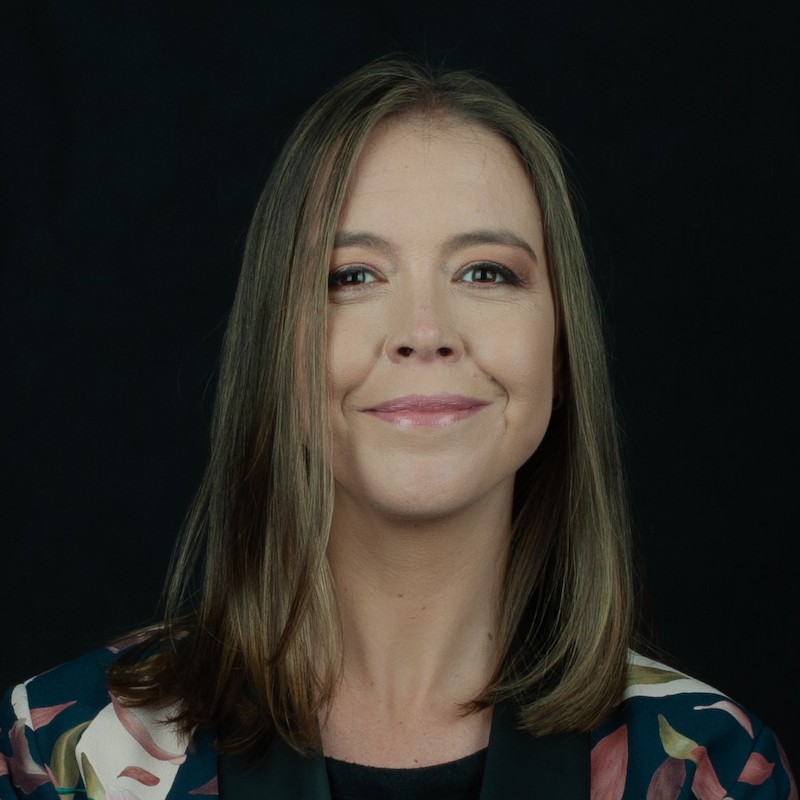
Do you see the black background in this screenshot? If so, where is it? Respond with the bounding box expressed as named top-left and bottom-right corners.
top-left (2, 0), bottom-right (798, 771)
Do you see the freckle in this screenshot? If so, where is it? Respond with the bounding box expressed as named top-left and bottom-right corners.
top-left (397, 593), bottom-right (404, 598)
top-left (421, 605), bottom-right (426, 610)
top-left (414, 758), bottom-right (419, 764)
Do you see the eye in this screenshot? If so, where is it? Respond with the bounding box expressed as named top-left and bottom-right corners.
top-left (459, 262), bottom-right (522, 286)
top-left (328, 266), bottom-right (378, 289)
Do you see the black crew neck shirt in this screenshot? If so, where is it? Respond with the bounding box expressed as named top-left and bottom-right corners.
top-left (325, 748), bottom-right (487, 800)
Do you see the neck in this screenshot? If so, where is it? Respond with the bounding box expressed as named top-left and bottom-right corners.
top-left (327, 490), bottom-right (511, 709)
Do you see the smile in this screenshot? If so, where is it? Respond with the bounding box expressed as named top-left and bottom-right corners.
top-left (362, 394), bottom-right (490, 429)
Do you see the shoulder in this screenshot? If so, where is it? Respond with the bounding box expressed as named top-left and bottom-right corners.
top-left (0, 640), bottom-right (217, 800)
top-left (589, 653), bottom-right (797, 799)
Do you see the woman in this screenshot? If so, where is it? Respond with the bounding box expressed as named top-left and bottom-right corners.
top-left (1, 58), bottom-right (794, 800)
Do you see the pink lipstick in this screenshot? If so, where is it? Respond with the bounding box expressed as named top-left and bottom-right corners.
top-left (363, 394), bottom-right (489, 428)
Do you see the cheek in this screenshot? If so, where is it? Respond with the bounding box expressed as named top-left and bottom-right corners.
top-left (476, 314), bottom-right (555, 402)
top-left (511, 341), bottom-right (554, 402)
top-left (327, 309), bottom-right (384, 404)
top-left (480, 315), bottom-right (556, 462)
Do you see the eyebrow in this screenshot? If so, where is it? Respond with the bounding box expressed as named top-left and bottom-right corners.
top-left (333, 231), bottom-right (394, 255)
top-left (442, 229), bottom-right (539, 262)
top-left (333, 228), bottom-right (539, 262)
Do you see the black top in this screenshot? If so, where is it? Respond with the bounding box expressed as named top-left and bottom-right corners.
top-left (325, 749), bottom-right (487, 800)
top-left (218, 700), bottom-right (590, 799)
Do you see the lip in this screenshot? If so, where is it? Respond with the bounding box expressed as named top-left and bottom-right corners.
top-left (363, 394), bottom-right (490, 428)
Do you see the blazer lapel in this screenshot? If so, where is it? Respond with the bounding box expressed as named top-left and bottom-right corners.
top-left (219, 701), bottom-right (589, 799)
top-left (479, 701), bottom-right (590, 799)
top-left (219, 737), bottom-right (331, 800)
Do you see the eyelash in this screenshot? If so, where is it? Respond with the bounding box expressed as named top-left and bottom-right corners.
top-left (328, 262), bottom-right (523, 290)
top-left (327, 266), bottom-right (377, 289)
top-left (458, 262), bottom-right (523, 286)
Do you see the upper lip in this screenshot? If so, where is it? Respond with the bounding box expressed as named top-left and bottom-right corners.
top-left (365, 394), bottom-right (490, 412)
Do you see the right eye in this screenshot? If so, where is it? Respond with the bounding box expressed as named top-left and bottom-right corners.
top-left (328, 266), bottom-right (377, 289)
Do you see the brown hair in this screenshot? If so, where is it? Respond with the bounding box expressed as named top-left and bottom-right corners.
top-left (108, 56), bottom-right (634, 755)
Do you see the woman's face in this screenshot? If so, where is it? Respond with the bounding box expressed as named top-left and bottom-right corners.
top-left (327, 115), bottom-right (557, 523)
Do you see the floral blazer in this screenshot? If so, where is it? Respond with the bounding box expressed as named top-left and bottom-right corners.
top-left (0, 645), bottom-right (795, 799)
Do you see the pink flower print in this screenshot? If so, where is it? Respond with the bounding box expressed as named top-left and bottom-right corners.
top-left (693, 702), bottom-right (754, 738)
top-left (29, 701), bottom-right (77, 731)
top-left (7, 721), bottom-right (50, 794)
top-left (691, 746), bottom-right (728, 800)
top-left (646, 757), bottom-right (686, 800)
top-left (189, 776), bottom-right (219, 795)
top-left (737, 752), bottom-right (775, 785)
top-left (109, 693), bottom-right (186, 765)
top-left (591, 725), bottom-right (628, 800)
top-left (657, 715), bottom-right (728, 800)
top-left (117, 766), bottom-right (160, 786)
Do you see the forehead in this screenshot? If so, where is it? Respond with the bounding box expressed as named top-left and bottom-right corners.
top-left (337, 114), bottom-right (543, 247)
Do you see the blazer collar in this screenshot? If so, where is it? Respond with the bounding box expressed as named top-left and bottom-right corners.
top-left (218, 701), bottom-right (589, 799)
top-left (480, 700), bottom-right (589, 798)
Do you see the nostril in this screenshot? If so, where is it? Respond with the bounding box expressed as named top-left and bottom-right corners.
top-left (398, 346), bottom-right (413, 357)
top-left (437, 347), bottom-right (453, 357)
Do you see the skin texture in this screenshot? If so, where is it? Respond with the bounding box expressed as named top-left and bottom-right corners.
top-left (322, 114), bottom-right (558, 767)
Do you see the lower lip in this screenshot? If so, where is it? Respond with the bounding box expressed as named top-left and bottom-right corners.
top-left (365, 406), bottom-right (487, 429)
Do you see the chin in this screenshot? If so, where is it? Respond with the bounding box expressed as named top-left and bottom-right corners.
top-left (337, 465), bottom-right (515, 525)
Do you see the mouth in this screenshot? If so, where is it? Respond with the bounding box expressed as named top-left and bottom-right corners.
top-left (363, 394), bottom-right (490, 429)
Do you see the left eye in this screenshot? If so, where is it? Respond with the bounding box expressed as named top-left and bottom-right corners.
top-left (460, 263), bottom-right (514, 284)
top-left (328, 266), bottom-right (377, 288)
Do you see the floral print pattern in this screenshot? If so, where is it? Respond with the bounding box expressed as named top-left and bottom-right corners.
top-left (1, 648), bottom-right (795, 799)
top-left (590, 655), bottom-right (797, 799)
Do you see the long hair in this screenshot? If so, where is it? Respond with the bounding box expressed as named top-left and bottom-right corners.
top-left (108, 57), bottom-right (634, 755)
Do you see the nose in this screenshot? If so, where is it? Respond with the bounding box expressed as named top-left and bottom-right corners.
top-left (385, 290), bottom-right (463, 363)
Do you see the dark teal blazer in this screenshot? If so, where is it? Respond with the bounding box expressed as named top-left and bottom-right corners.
top-left (1, 645), bottom-right (795, 799)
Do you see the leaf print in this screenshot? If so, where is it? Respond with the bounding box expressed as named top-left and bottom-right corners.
top-left (189, 776), bottom-right (219, 795)
top-left (81, 751), bottom-right (106, 800)
top-left (693, 701), bottom-right (754, 738)
top-left (737, 752), bottom-right (775, 785)
top-left (117, 766), bottom-right (160, 786)
top-left (7, 720), bottom-right (50, 793)
top-left (109, 694), bottom-right (187, 765)
top-left (657, 715), bottom-right (700, 761)
top-left (30, 701), bottom-right (78, 731)
top-left (628, 665), bottom-right (686, 686)
top-left (590, 725), bottom-right (628, 800)
top-left (657, 716), bottom-right (730, 800)
top-left (49, 720), bottom-right (91, 800)
top-left (646, 757), bottom-right (686, 800)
